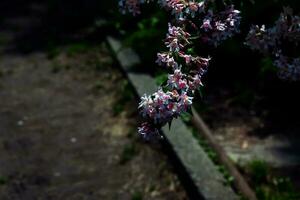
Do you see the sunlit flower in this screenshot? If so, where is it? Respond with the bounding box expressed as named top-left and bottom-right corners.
top-left (119, 0), bottom-right (241, 139)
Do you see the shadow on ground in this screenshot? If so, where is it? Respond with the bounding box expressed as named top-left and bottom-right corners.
top-left (0, 1), bottom-right (188, 199)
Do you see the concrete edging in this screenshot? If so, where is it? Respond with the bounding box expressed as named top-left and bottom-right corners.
top-left (107, 36), bottom-right (239, 200)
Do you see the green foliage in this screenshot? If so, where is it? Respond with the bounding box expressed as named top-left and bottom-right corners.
top-left (124, 14), bottom-right (162, 47)
top-left (154, 73), bottom-right (168, 85)
top-left (180, 112), bottom-right (192, 123)
top-left (121, 10), bottom-right (167, 64)
top-left (216, 165), bottom-right (235, 186)
top-left (255, 177), bottom-right (300, 200)
top-left (247, 160), bottom-right (269, 183)
top-left (246, 160), bottom-right (300, 200)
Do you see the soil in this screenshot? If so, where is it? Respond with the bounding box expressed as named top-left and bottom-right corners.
top-left (0, 3), bottom-right (188, 199)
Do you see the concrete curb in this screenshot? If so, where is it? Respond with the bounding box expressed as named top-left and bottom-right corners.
top-left (107, 36), bottom-right (239, 200)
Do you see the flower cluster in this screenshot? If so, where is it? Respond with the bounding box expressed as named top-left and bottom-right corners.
top-left (165, 23), bottom-right (191, 52)
top-left (199, 5), bottom-right (241, 46)
top-left (158, 0), bottom-right (206, 19)
top-left (274, 55), bottom-right (300, 81)
top-left (245, 24), bottom-right (274, 54)
top-left (245, 7), bottom-right (300, 80)
top-left (119, 0), bottom-right (153, 15)
top-left (118, 0), bottom-right (240, 139)
top-left (138, 23), bottom-right (210, 139)
top-left (119, 0), bottom-right (241, 46)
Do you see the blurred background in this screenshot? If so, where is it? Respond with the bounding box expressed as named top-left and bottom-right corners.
top-left (0, 0), bottom-right (299, 199)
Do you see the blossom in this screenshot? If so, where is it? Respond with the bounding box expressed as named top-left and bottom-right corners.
top-left (201, 18), bottom-right (213, 31)
top-left (158, 0), bottom-right (207, 19)
top-left (199, 6), bottom-right (241, 46)
top-left (139, 89), bottom-right (176, 124)
top-left (167, 68), bottom-right (183, 87)
top-left (274, 56), bottom-right (300, 81)
top-left (156, 53), bottom-right (178, 68)
top-left (178, 92), bottom-right (193, 111)
top-left (194, 56), bottom-right (210, 72)
top-left (180, 54), bottom-right (193, 64)
top-left (245, 25), bottom-right (276, 53)
top-left (165, 23), bottom-right (190, 52)
top-left (138, 94), bottom-right (155, 118)
top-left (119, 0), bottom-right (241, 139)
top-left (189, 74), bottom-right (203, 90)
top-left (137, 20), bottom-right (211, 138)
top-left (246, 7), bottom-right (300, 81)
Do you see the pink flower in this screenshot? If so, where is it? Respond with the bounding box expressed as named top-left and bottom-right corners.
top-left (167, 68), bottom-right (188, 90)
top-left (119, 0), bottom-right (241, 139)
top-left (156, 53), bottom-right (178, 68)
top-left (178, 79), bottom-right (188, 89)
top-left (202, 18), bottom-right (213, 31)
top-left (179, 53), bottom-right (193, 64)
top-left (189, 74), bottom-right (203, 90)
top-left (165, 24), bottom-right (191, 52)
top-left (178, 92), bottom-right (193, 111)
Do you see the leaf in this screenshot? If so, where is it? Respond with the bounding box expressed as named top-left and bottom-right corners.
top-left (155, 73), bottom-right (168, 85)
top-left (197, 87), bottom-right (204, 99)
top-left (181, 112), bottom-right (192, 122)
top-left (186, 107), bottom-right (193, 115)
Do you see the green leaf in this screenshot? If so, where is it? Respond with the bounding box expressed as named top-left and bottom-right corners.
top-left (155, 73), bottom-right (168, 85)
top-left (197, 87), bottom-right (204, 99)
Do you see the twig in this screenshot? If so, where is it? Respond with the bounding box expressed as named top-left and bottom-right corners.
top-left (191, 107), bottom-right (257, 200)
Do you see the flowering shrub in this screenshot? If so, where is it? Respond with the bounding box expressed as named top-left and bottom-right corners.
top-left (119, 0), bottom-right (241, 139)
top-left (245, 7), bottom-right (300, 81)
top-left (118, 0), bottom-right (300, 139)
